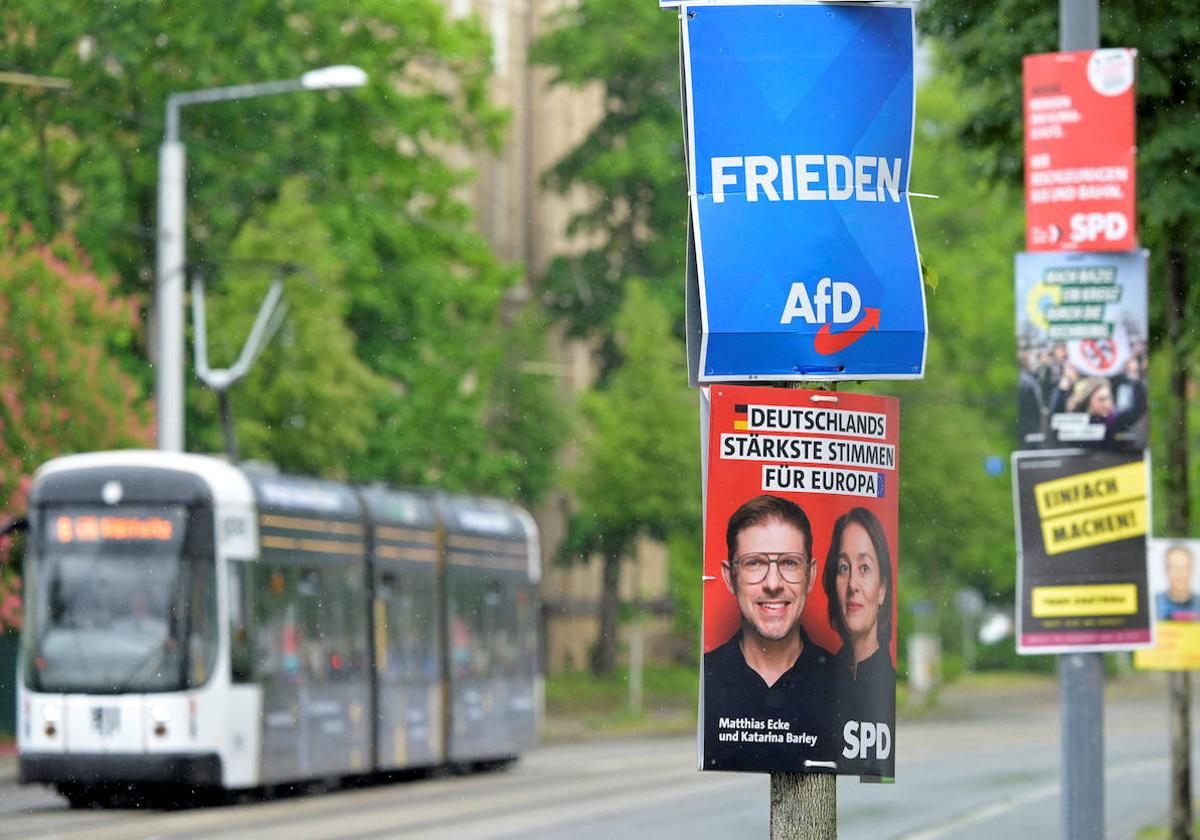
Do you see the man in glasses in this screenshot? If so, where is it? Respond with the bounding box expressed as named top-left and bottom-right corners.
top-left (702, 494), bottom-right (836, 772)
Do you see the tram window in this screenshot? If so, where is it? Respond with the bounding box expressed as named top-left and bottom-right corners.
top-left (228, 560), bottom-right (255, 683)
top-left (187, 554), bottom-right (219, 687)
top-left (297, 568), bottom-right (320, 597)
top-left (377, 571), bottom-right (397, 600)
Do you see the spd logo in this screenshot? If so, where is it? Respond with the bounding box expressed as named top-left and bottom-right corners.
top-left (780, 277), bottom-right (880, 355)
top-left (1069, 212), bottom-right (1128, 244)
top-left (843, 720), bottom-right (892, 760)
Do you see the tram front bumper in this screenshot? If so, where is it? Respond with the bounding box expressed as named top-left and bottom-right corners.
top-left (19, 752), bottom-right (222, 787)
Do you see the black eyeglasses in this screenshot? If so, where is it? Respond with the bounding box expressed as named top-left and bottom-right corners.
top-left (732, 552), bottom-right (811, 584)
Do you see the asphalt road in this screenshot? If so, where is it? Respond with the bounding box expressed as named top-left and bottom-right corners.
top-left (1, 675), bottom-right (1193, 839)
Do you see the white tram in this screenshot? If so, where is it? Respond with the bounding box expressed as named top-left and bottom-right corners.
top-left (16, 451), bottom-right (541, 805)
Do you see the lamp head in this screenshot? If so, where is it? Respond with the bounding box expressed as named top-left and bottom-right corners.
top-left (300, 65), bottom-right (368, 90)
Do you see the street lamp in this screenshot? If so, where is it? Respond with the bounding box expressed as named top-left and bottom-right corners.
top-left (155, 65), bottom-right (367, 452)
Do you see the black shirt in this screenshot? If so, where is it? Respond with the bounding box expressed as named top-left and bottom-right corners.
top-left (833, 645), bottom-right (896, 778)
top-left (702, 628), bottom-right (837, 773)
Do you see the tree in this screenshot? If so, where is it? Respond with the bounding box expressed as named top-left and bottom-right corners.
top-left (561, 281), bottom-right (699, 674)
top-left (918, 1), bottom-right (1200, 534)
top-left (0, 223), bottom-right (153, 630)
top-left (532, 0), bottom-right (699, 673)
top-left (0, 1), bottom-right (504, 289)
top-left (530, 0), bottom-right (686, 356)
top-left (0, 1), bottom-right (565, 503)
top-left (190, 178), bottom-right (383, 476)
top-left (823, 61), bottom-right (1026, 655)
top-left (896, 64), bottom-right (1026, 608)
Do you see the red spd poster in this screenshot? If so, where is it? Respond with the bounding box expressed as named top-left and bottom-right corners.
top-left (1024, 49), bottom-right (1136, 252)
top-left (701, 386), bottom-right (898, 779)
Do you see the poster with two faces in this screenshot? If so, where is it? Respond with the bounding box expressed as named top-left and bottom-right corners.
top-left (701, 387), bottom-right (899, 779)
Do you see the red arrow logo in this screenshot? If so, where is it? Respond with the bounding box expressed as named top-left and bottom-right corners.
top-left (813, 308), bottom-right (880, 356)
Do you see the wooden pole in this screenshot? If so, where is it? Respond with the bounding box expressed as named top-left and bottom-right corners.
top-left (768, 381), bottom-right (839, 836)
top-left (1165, 241), bottom-right (1194, 840)
top-left (771, 772), bottom-right (836, 839)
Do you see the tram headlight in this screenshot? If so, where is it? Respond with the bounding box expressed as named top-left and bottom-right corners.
top-left (41, 703), bottom-right (60, 737)
top-left (150, 702), bottom-right (170, 737)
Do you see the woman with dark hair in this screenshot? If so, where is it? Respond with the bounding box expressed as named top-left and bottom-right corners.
top-left (823, 507), bottom-right (895, 767)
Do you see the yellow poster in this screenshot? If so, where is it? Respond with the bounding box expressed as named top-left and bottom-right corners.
top-left (1136, 540), bottom-right (1200, 671)
top-left (1034, 461), bottom-right (1146, 555)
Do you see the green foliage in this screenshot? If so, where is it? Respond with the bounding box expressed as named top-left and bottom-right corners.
top-left (350, 301), bottom-right (568, 504)
top-left (190, 179), bottom-right (383, 476)
top-left (545, 662), bottom-right (697, 715)
top-left (534, 3), bottom-right (697, 667)
top-left (562, 282), bottom-right (700, 562)
top-left (531, 0), bottom-right (686, 347)
top-left (0, 0), bottom-right (504, 287)
top-left (666, 529), bottom-right (702, 645)
top-left (1, 1), bottom-right (565, 503)
top-left (855, 64), bottom-right (1024, 620)
top-left (919, 1), bottom-right (1200, 253)
top-left (918, 2), bottom-right (1200, 538)
top-left (0, 224), bottom-right (153, 630)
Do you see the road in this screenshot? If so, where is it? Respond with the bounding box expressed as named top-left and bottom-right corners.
top-left (1, 675), bottom-right (1192, 839)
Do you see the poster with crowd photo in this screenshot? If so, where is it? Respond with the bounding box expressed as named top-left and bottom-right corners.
top-left (1016, 250), bottom-right (1148, 450)
top-left (1013, 449), bottom-right (1153, 654)
top-left (701, 386), bottom-right (898, 779)
top-left (1135, 539), bottom-right (1200, 671)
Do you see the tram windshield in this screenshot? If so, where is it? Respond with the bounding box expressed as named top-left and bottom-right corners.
top-left (23, 505), bottom-right (216, 694)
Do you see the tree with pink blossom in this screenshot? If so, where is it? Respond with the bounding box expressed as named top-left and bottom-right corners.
top-left (0, 223), bottom-right (153, 632)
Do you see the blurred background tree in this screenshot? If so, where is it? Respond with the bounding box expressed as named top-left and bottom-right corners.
top-left (191, 178), bottom-right (383, 476)
top-left (887, 63), bottom-right (1025, 626)
top-left (559, 282), bottom-right (699, 675)
top-left (0, 0), bottom-right (565, 503)
top-left (0, 224), bottom-right (153, 631)
top-left (918, 1), bottom-right (1200, 536)
top-left (533, 3), bottom-right (697, 672)
top-left (530, 0), bottom-right (686, 366)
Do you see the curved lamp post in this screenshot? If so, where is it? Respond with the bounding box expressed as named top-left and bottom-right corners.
top-left (155, 65), bottom-right (367, 451)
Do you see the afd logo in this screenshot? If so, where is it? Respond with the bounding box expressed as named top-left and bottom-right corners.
top-left (780, 277), bottom-right (880, 355)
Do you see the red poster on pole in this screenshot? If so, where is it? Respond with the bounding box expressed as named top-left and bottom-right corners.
top-left (1023, 49), bottom-right (1136, 252)
top-left (701, 386), bottom-right (898, 778)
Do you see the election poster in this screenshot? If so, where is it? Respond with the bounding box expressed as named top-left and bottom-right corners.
top-left (679, 3), bottom-right (926, 382)
top-left (702, 386), bottom-right (898, 778)
top-left (1135, 539), bottom-right (1200, 671)
top-left (1015, 250), bottom-right (1148, 450)
top-left (1013, 449), bottom-right (1153, 654)
top-left (1023, 49), bottom-right (1137, 252)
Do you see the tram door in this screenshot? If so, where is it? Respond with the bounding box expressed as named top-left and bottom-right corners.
top-left (248, 477), bottom-right (371, 784)
top-left (365, 489), bottom-right (445, 770)
top-left (442, 499), bottom-right (538, 763)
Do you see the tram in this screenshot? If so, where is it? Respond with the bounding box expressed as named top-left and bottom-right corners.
top-left (15, 450), bottom-right (541, 805)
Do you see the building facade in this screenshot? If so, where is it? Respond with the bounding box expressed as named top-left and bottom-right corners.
top-left (444, 0), bottom-right (676, 673)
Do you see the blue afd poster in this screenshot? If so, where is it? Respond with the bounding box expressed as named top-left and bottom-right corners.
top-left (681, 2), bottom-right (926, 381)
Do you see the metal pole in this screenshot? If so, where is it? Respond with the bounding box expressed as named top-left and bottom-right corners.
top-left (1060, 652), bottom-right (1105, 839)
top-left (155, 136), bottom-right (186, 452)
top-left (152, 70), bottom-right (365, 453)
top-left (1057, 5), bottom-right (1107, 835)
top-left (1059, 0), bottom-right (1099, 52)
